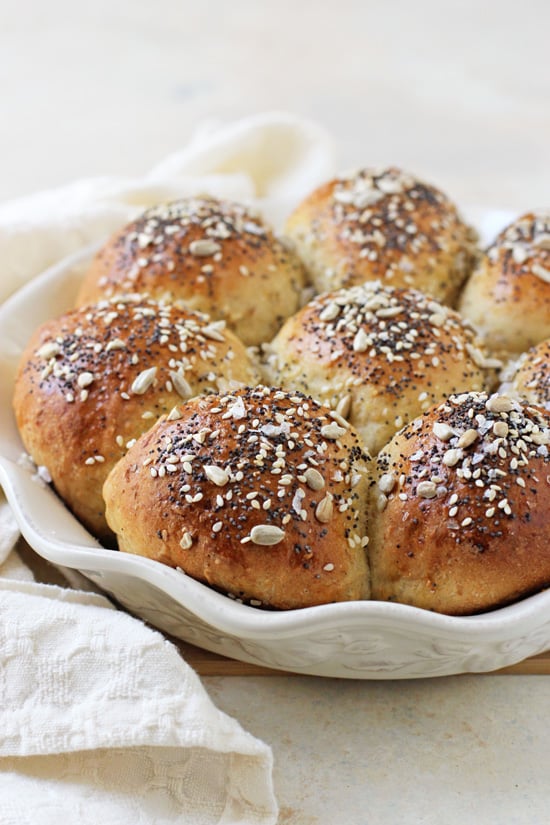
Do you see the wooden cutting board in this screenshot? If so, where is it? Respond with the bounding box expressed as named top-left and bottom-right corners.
top-left (19, 541), bottom-right (550, 676)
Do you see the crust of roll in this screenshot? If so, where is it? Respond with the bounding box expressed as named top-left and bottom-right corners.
top-left (103, 387), bottom-right (372, 609)
top-left (264, 282), bottom-right (499, 455)
top-left (459, 212), bottom-right (550, 356)
top-left (369, 391), bottom-right (550, 614)
top-left (76, 197), bottom-right (306, 346)
top-left (13, 296), bottom-right (259, 540)
top-left (285, 167), bottom-right (478, 305)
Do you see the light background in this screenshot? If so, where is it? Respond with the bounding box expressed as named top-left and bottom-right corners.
top-left (2, 3), bottom-right (550, 823)
top-left (1, 0), bottom-right (549, 210)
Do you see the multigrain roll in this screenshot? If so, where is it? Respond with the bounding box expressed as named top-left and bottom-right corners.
top-left (263, 281), bottom-right (500, 455)
top-left (459, 212), bottom-right (550, 356)
top-left (284, 166), bottom-right (478, 304)
top-left (508, 339), bottom-right (550, 410)
top-left (370, 391), bottom-right (550, 614)
top-left (13, 296), bottom-right (259, 541)
top-left (103, 386), bottom-right (372, 609)
top-left (76, 197), bottom-right (306, 346)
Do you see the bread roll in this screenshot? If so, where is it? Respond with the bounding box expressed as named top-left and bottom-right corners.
top-left (13, 296), bottom-right (259, 541)
top-left (284, 167), bottom-right (478, 304)
top-left (76, 197), bottom-right (306, 346)
top-left (103, 386), bottom-right (371, 609)
top-left (263, 281), bottom-right (500, 455)
top-left (370, 391), bottom-right (550, 614)
top-left (459, 211), bottom-right (550, 356)
top-left (508, 339), bottom-right (550, 410)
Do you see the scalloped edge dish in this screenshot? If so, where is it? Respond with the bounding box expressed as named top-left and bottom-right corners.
top-left (2, 238), bottom-right (550, 679)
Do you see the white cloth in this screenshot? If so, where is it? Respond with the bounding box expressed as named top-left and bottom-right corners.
top-left (0, 111), bottom-right (335, 304)
top-left (0, 112), bottom-right (336, 824)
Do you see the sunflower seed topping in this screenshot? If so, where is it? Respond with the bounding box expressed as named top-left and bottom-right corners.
top-left (131, 366), bottom-right (158, 395)
top-left (179, 532), bottom-right (193, 550)
top-left (433, 422), bottom-right (455, 441)
top-left (315, 493), bottom-right (334, 523)
top-left (378, 473), bottom-right (396, 494)
top-left (77, 371), bottom-right (94, 389)
top-left (189, 239), bottom-right (222, 257)
top-left (485, 395), bottom-right (514, 413)
top-left (37, 342), bottom-right (61, 359)
top-left (321, 422), bottom-right (347, 440)
top-left (304, 467), bottom-right (325, 490)
top-left (417, 481), bottom-right (438, 499)
top-left (204, 465), bottom-right (230, 486)
top-left (170, 369), bottom-right (192, 399)
top-left (457, 428), bottom-right (479, 449)
top-left (249, 524), bottom-right (286, 545)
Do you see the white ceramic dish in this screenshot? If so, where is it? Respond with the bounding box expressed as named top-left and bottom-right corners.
top-left (2, 243), bottom-right (550, 680)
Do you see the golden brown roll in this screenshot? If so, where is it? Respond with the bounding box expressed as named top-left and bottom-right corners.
top-left (370, 391), bottom-right (550, 614)
top-left (508, 339), bottom-right (550, 410)
top-left (263, 281), bottom-right (500, 455)
top-left (76, 196), bottom-right (306, 346)
top-left (284, 166), bottom-right (478, 304)
top-left (13, 296), bottom-right (259, 541)
top-left (458, 211), bottom-right (550, 356)
top-left (103, 386), bottom-right (372, 609)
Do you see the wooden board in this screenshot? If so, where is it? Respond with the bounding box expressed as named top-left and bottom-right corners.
top-left (174, 639), bottom-right (550, 677)
top-left (18, 541), bottom-right (550, 677)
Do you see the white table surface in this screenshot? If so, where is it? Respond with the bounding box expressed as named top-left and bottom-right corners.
top-left (2, 2), bottom-right (550, 822)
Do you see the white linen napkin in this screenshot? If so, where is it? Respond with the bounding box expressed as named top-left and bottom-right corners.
top-left (0, 111), bottom-right (335, 304)
top-left (0, 111), bottom-right (336, 824)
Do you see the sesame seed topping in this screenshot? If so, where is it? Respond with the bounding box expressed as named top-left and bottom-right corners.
top-left (377, 390), bottom-right (550, 540)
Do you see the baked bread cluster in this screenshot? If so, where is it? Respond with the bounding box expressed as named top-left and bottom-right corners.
top-left (12, 178), bottom-right (550, 614)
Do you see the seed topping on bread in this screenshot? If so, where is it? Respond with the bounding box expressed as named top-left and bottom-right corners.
top-left (376, 392), bottom-right (550, 540)
top-left (141, 386), bottom-right (371, 553)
